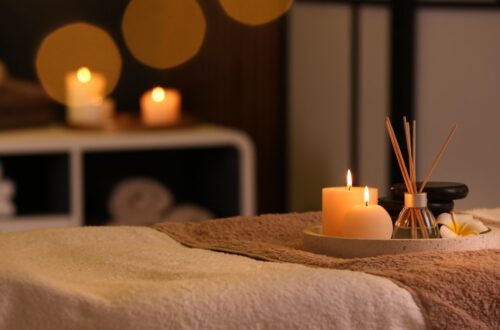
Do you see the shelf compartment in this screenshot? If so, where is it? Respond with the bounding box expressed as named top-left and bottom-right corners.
top-left (1, 153), bottom-right (70, 216)
top-left (83, 146), bottom-right (240, 226)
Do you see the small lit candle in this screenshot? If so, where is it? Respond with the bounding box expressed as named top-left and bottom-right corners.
top-left (65, 67), bottom-right (106, 108)
top-left (140, 87), bottom-right (181, 127)
top-left (322, 170), bottom-right (378, 236)
top-left (340, 186), bottom-right (393, 239)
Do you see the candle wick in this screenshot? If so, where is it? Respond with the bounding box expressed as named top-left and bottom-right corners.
top-left (348, 186), bottom-right (351, 191)
top-left (365, 201), bottom-right (368, 207)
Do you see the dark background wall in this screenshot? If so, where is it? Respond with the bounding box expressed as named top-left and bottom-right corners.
top-left (0, 0), bottom-right (287, 214)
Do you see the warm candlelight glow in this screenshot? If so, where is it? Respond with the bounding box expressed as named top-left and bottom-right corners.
top-left (36, 23), bottom-right (121, 104)
top-left (77, 67), bottom-right (91, 83)
top-left (152, 87), bottom-right (165, 103)
top-left (219, 0), bottom-right (293, 26)
top-left (141, 87), bottom-right (181, 126)
top-left (340, 186), bottom-right (392, 239)
top-left (122, 0), bottom-right (206, 69)
top-left (65, 66), bottom-right (106, 110)
top-left (341, 186), bottom-right (393, 239)
top-left (322, 181), bottom-right (378, 236)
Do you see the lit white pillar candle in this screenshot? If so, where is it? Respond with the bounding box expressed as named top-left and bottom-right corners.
top-left (140, 87), bottom-right (181, 127)
top-left (65, 67), bottom-right (106, 108)
top-left (65, 67), bottom-right (113, 127)
top-left (341, 186), bottom-right (393, 239)
top-left (322, 170), bottom-right (378, 236)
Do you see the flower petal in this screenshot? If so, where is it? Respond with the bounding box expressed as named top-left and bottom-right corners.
top-left (437, 213), bottom-right (453, 227)
top-left (465, 219), bottom-right (489, 234)
top-left (457, 223), bottom-right (478, 236)
top-left (440, 225), bottom-right (458, 238)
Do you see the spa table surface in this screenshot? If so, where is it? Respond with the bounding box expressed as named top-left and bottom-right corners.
top-left (1, 208), bottom-right (499, 330)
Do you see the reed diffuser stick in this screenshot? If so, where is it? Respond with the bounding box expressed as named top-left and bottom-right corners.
top-left (412, 120), bottom-right (416, 180)
top-left (411, 121), bottom-right (428, 237)
top-left (403, 119), bottom-right (416, 192)
top-left (402, 118), bottom-right (428, 238)
top-left (411, 210), bottom-right (416, 239)
top-left (419, 124), bottom-right (458, 192)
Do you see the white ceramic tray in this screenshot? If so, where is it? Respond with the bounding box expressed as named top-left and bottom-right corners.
top-left (303, 225), bottom-right (500, 258)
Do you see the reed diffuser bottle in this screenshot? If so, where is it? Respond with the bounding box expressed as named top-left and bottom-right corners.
top-left (385, 116), bottom-right (457, 239)
top-left (392, 192), bottom-right (440, 239)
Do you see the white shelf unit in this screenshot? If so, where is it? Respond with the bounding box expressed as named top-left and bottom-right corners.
top-left (0, 124), bottom-right (256, 232)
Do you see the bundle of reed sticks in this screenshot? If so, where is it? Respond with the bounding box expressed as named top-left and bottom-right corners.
top-left (385, 117), bottom-right (457, 238)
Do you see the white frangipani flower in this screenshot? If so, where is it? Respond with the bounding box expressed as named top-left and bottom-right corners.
top-left (437, 213), bottom-right (488, 238)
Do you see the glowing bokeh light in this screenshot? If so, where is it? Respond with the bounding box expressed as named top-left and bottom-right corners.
top-left (35, 23), bottom-right (122, 104)
top-left (152, 87), bottom-right (166, 102)
top-left (77, 67), bottom-right (91, 83)
top-left (219, 0), bottom-right (293, 26)
top-left (122, 0), bottom-right (206, 69)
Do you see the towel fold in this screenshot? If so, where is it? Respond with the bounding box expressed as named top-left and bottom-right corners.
top-left (153, 212), bottom-right (500, 330)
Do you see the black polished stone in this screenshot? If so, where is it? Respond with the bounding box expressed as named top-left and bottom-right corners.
top-left (378, 196), bottom-right (454, 217)
top-left (390, 182), bottom-right (469, 202)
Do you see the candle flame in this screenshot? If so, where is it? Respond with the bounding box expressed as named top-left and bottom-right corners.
top-left (364, 186), bottom-right (369, 206)
top-left (77, 67), bottom-right (91, 83)
top-left (347, 169), bottom-right (352, 190)
top-left (152, 87), bottom-right (165, 103)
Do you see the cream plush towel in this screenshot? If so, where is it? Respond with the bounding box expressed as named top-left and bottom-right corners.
top-left (465, 207), bottom-right (500, 226)
top-left (0, 226), bottom-right (425, 330)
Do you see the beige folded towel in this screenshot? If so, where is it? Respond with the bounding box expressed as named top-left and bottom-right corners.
top-left (0, 78), bottom-right (57, 129)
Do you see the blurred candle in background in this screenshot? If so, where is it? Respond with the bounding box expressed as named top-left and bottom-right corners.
top-left (65, 67), bottom-right (113, 127)
top-left (141, 87), bottom-right (181, 127)
top-left (65, 67), bottom-right (106, 108)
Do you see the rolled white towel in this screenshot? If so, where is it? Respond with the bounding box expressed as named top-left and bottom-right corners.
top-left (164, 204), bottom-right (214, 223)
top-left (108, 178), bottom-right (174, 226)
top-left (0, 60), bottom-right (7, 87)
